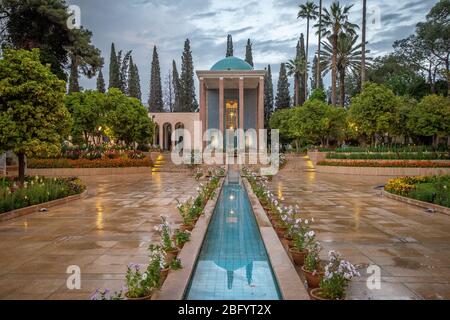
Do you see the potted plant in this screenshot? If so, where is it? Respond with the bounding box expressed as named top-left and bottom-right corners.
top-left (173, 229), bottom-right (191, 249)
top-left (310, 251), bottom-right (360, 300)
top-left (302, 241), bottom-right (324, 288)
top-left (289, 221), bottom-right (315, 266)
top-left (124, 263), bottom-right (155, 300)
top-left (155, 216), bottom-right (179, 265)
top-left (194, 168), bottom-right (203, 181)
top-left (148, 244), bottom-right (167, 287)
top-left (176, 199), bottom-right (195, 231)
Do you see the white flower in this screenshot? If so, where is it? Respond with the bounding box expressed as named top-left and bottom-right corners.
top-left (142, 273), bottom-right (147, 281)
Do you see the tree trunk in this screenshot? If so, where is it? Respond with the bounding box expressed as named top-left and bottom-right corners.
top-left (305, 19), bottom-right (310, 100)
top-left (428, 66), bottom-right (436, 94)
top-left (331, 34), bottom-right (338, 106)
top-left (361, 0), bottom-right (367, 87)
top-left (294, 76), bottom-right (299, 106)
top-left (18, 152), bottom-right (25, 185)
top-left (339, 69), bottom-right (345, 108)
top-left (317, 0), bottom-right (322, 89)
top-left (446, 57), bottom-right (450, 97)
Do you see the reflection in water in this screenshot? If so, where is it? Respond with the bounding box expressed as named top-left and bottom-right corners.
top-left (186, 179), bottom-right (281, 300)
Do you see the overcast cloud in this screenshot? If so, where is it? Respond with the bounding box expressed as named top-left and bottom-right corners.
top-left (67, 0), bottom-right (437, 103)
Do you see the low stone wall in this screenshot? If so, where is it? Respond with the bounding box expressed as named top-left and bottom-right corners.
top-left (316, 165), bottom-right (450, 177)
top-left (26, 167), bottom-right (152, 177)
top-left (0, 191), bottom-right (88, 222)
top-left (307, 151), bottom-right (328, 167)
top-left (154, 179), bottom-right (225, 300)
top-left (382, 190), bottom-right (450, 216)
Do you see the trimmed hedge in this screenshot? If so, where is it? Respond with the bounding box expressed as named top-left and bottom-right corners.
top-left (326, 152), bottom-right (450, 160)
top-left (28, 157), bottom-right (153, 169)
top-left (317, 160), bottom-right (450, 168)
top-left (385, 176), bottom-right (449, 208)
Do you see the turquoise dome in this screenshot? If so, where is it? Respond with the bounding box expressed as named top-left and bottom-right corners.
top-left (211, 56), bottom-right (253, 71)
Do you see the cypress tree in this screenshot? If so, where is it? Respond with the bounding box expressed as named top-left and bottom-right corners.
top-left (275, 63), bottom-right (291, 110)
top-left (245, 39), bottom-right (254, 67)
top-left (149, 46), bottom-right (164, 112)
top-left (172, 60), bottom-right (181, 112)
top-left (68, 55), bottom-right (80, 94)
top-left (264, 65), bottom-right (274, 129)
top-left (297, 34), bottom-right (307, 105)
top-left (310, 55), bottom-right (323, 90)
top-left (226, 34), bottom-right (234, 57)
top-left (180, 39), bottom-right (198, 112)
top-left (96, 69), bottom-right (106, 93)
top-left (108, 43), bottom-right (120, 89)
top-left (128, 56), bottom-right (141, 101)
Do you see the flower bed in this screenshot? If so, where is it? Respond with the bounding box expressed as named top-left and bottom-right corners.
top-left (318, 160), bottom-right (450, 168)
top-left (28, 157), bottom-right (152, 169)
top-left (0, 176), bottom-right (86, 214)
top-left (326, 152), bottom-right (450, 160)
top-left (385, 175), bottom-right (450, 208)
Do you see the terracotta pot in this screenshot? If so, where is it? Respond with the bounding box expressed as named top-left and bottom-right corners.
top-left (289, 248), bottom-right (308, 266)
top-left (309, 288), bottom-right (344, 301)
top-left (274, 225), bottom-right (288, 238)
top-left (165, 247), bottom-right (180, 265)
top-left (179, 224), bottom-right (194, 232)
top-left (302, 266), bottom-right (324, 289)
top-left (125, 291), bottom-right (153, 300)
top-left (271, 218), bottom-right (281, 226)
top-left (284, 235), bottom-right (294, 249)
top-left (160, 268), bottom-right (170, 286)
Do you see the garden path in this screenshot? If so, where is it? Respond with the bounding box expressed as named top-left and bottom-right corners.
top-left (269, 156), bottom-right (450, 300)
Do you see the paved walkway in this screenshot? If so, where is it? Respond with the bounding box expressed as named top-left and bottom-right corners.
top-left (1, 159), bottom-right (449, 300)
top-left (269, 156), bottom-right (450, 300)
top-left (0, 173), bottom-right (198, 300)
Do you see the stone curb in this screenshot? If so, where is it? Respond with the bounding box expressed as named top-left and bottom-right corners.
top-left (0, 190), bottom-right (88, 222)
top-left (153, 178), bottom-right (225, 300)
top-left (243, 179), bottom-right (310, 300)
top-left (382, 190), bottom-right (450, 216)
top-left (26, 167), bottom-right (152, 177)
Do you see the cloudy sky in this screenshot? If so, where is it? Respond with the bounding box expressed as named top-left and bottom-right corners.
top-left (68, 0), bottom-right (437, 104)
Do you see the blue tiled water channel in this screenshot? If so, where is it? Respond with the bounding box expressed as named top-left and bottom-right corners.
top-left (185, 176), bottom-right (282, 300)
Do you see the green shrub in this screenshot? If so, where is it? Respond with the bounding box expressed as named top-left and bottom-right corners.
top-left (0, 177), bottom-right (86, 214)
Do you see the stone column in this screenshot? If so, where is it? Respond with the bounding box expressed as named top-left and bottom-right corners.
top-left (199, 78), bottom-right (206, 149)
top-left (239, 77), bottom-right (244, 130)
top-left (257, 77), bottom-right (265, 150)
top-left (219, 77), bottom-right (224, 135)
top-left (258, 76), bottom-right (265, 130)
top-left (159, 124), bottom-right (164, 150)
top-left (239, 77), bottom-right (245, 153)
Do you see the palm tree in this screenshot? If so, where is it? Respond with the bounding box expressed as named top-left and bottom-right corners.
top-left (317, 0), bottom-right (323, 89)
top-left (319, 33), bottom-right (371, 107)
top-left (287, 57), bottom-right (308, 106)
top-left (315, 1), bottom-right (358, 106)
top-left (361, 0), bottom-right (367, 87)
top-left (298, 1), bottom-right (319, 99)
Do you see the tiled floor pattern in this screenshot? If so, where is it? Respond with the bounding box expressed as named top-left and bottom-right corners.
top-left (269, 157), bottom-right (450, 300)
top-left (0, 173), bottom-right (199, 300)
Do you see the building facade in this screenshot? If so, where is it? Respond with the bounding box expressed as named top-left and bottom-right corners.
top-left (150, 56), bottom-right (266, 151)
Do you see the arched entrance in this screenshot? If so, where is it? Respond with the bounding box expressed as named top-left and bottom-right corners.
top-left (162, 123), bottom-right (173, 151)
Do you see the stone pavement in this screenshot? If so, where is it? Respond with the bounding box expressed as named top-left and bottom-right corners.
top-left (269, 156), bottom-right (450, 300)
top-left (0, 172), bottom-right (199, 300)
top-left (1, 159), bottom-right (449, 300)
